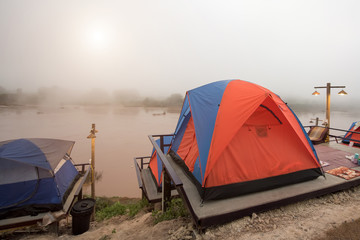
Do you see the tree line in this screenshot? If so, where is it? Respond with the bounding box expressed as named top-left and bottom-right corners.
top-left (0, 86), bottom-right (184, 107)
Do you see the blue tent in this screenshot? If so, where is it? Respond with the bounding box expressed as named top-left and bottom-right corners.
top-left (0, 138), bottom-right (79, 219)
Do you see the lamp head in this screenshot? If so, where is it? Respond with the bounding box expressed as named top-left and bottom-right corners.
top-left (312, 90), bottom-right (320, 96)
top-left (338, 89), bottom-right (348, 95)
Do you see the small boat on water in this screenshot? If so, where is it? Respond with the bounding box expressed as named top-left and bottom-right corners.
top-left (152, 111), bottom-right (166, 116)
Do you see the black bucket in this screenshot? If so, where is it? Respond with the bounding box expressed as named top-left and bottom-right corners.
top-left (70, 198), bottom-right (95, 235)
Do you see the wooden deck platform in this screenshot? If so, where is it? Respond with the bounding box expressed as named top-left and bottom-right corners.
top-left (163, 142), bottom-right (360, 229)
top-left (0, 165), bottom-right (90, 233)
top-left (134, 158), bottom-right (178, 203)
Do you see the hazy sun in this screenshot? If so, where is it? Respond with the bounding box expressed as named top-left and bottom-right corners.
top-left (85, 25), bottom-right (110, 51)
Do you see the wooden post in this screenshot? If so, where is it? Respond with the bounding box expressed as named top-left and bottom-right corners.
top-left (87, 123), bottom-right (98, 220)
top-left (315, 117), bottom-right (319, 126)
top-left (162, 170), bottom-right (171, 212)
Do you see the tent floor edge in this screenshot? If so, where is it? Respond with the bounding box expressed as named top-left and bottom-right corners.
top-left (169, 151), bottom-right (205, 198)
top-left (203, 168), bottom-right (323, 201)
top-left (0, 203), bottom-right (63, 220)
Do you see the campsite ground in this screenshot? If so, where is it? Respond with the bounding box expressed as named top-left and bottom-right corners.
top-left (6, 185), bottom-right (360, 240)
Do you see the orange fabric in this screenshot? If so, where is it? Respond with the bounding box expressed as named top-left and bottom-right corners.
top-left (206, 80), bottom-right (269, 185)
top-left (177, 116), bottom-right (200, 172)
top-left (177, 116), bottom-right (195, 160)
top-left (269, 93), bottom-right (317, 161)
top-left (205, 80), bottom-right (320, 188)
top-left (205, 97), bottom-right (320, 187)
top-left (353, 127), bottom-right (360, 142)
top-left (185, 137), bottom-right (200, 173)
top-left (348, 126), bottom-right (360, 143)
top-left (149, 151), bottom-right (161, 186)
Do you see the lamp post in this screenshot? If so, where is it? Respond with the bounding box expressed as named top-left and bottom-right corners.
top-left (87, 123), bottom-right (98, 221)
top-left (312, 83), bottom-right (347, 141)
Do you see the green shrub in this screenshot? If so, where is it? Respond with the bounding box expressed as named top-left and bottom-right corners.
top-left (128, 198), bottom-right (149, 217)
top-left (96, 202), bottom-right (127, 221)
top-left (95, 197), bottom-right (114, 212)
top-left (152, 198), bottom-right (189, 224)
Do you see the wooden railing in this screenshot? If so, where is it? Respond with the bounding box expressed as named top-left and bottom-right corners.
top-left (73, 163), bottom-right (91, 200)
top-left (304, 125), bottom-right (360, 144)
top-left (74, 163), bottom-right (90, 174)
top-left (148, 134), bottom-right (182, 211)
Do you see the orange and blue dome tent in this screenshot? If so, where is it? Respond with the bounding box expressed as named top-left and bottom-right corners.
top-left (169, 80), bottom-right (323, 201)
top-left (342, 121), bottom-right (360, 147)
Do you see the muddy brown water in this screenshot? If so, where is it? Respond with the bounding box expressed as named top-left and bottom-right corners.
top-left (0, 105), bottom-right (358, 197)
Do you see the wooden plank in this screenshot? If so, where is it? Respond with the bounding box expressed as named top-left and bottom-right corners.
top-left (0, 213), bottom-right (46, 231)
top-left (140, 168), bottom-right (178, 203)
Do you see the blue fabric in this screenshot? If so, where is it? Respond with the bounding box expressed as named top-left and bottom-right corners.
top-left (0, 139), bottom-right (51, 170)
top-left (25, 178), bottom-right (61, 205)
top-left (171, 112), bottom-right (191, 153)
top-left (153, 136), bottom-right (173, 184)
top-left (0, 179), bottom-right (38, 208)
top-left (188, 80), bottom-right (230, 183)
top-left (192, 157), bottom-right (202, 184)
top-left (54, 160), bottom-right (78, 198)
top-left (0, 178), bottom-right (60, 209)
top-left (173, 94), bottom-right (190, 137)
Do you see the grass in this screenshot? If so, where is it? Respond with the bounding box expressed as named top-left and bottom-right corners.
top-left (95, 197), bottom-right (149, 221)
top-left (92, 196), bottom-right (189, 224)
top-left (151, 198), bottom-right (189, 224)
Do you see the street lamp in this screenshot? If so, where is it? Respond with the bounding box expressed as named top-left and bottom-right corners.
top-left (312, 83), bottom-right (347, 140)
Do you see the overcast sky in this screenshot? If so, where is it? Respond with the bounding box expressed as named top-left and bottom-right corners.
top-left (0, 0), bottom-right (359, 102)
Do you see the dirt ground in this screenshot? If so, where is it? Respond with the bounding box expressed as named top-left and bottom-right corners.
top-left (4, 185), bottom-right (360, 240)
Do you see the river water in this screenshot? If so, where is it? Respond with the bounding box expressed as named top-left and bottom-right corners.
top-left (0, 105), bottom-right (359, 197)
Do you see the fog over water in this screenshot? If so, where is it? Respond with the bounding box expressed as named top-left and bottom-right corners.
top-left (0, 0), bottom-right (359, 101)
